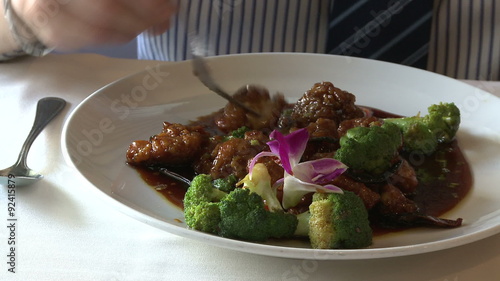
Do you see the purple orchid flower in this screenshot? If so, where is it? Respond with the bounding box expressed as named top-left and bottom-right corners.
top-left (249, 128), bottom-right (346, 209)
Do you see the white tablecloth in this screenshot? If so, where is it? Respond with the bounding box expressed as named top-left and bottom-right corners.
top-left (0, 54), bottom-right (498, 281)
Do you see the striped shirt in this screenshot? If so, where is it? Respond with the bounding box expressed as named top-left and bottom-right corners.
top-left (137, 0), bottom-right (500, 81)
top-left (428, 0), bottom-right (500, 80)
top-left (1, 0), bottom-right (498, 80)
top-left (138, 0), bottom-right (330, 61)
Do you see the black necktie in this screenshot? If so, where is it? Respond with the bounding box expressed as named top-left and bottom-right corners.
top-left (327, 0), bottom-right (434, 70)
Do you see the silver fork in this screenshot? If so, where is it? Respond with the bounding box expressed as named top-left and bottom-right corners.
top-left (191, 52), bottom-right (260, 117)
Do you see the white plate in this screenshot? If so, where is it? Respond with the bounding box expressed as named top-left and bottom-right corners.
top-left (62, 53), bottom-right (500, 260)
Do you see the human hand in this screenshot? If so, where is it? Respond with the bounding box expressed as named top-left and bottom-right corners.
top-left (11, 0), bottom-right (177, 51)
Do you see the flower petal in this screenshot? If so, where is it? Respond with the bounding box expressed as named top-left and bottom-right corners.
top-left (268, 129), bottom-right (309, 174)
top-left (267, 132), bottom-right (292, 174)
top-left (321, 184), bottom-right (344, 192)
top-left (250, 128), bottom-right (347, 209)
top-left (292, 158), bottom-right (347, 185)
top-left (282, 172), bottom-right (343, 209)
top-left (248, 151), bottom-right (277, 175)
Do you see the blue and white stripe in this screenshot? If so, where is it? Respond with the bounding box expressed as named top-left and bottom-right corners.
top-left (427, 0), bottom-right (500, 80)
top-left (137, 0), bottom-right (500, 80)
top-left (138, 0), bottom-right (330, 61)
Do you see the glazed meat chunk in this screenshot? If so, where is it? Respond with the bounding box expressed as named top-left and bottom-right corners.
top-left (290, 82), bottom-right (364, 128)
top-left (126, 122), bottom-right (208, 166)
top-left (331, 174), bottom-right (381, 210)
top-left (300, 118), bottom-right (340, 161)
top-left (194, 130), bottom-right (270, 180)
top-left (214, 85), bottom-right (287, 133)
top-left (388, 159), bottom-right (419, 195)
top-left (378, 183), bottom-right (419, 215)
top-left (304, 118), bottom-right (339, 139)
top-left (337, 116), bottom-right (382, 137)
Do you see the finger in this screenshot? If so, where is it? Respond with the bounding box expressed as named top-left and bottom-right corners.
top-left (62, 0), bottom-right (178, 44)
top-left (120, 0), bottom-right (178, 21)
top-left (38, 17), bottom-right (137, 50)
top-left (63, 0), bottom-right (156, 36)
top-left (34, 9), bottom-right (139, 49)
top-left (148, 19), bottom-right (173, 36)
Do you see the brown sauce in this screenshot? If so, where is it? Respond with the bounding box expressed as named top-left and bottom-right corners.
top-left (132, 106), bottom-right (473, 232)
top-left (134, 166), bottom-right (191, 209)
top-left (409, 141), bottom-right (472, 216)
top-left (369, 106), bottom-right (472, 217)
top-left (134, 141), bottom-right (472, 216)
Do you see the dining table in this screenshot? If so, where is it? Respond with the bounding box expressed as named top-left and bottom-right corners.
top-left (0, 53), bottom-right (498, 281)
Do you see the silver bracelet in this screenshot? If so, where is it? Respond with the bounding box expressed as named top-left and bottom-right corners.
top-left (3, 0), bottom-right (53, 56)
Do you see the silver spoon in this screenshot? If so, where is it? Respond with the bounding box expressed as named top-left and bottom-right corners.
top-left (0, 97), bottom-right (66, 187)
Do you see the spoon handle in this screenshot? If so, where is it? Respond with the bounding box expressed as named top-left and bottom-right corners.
top-left (15, 97), bottom-right (66, 167)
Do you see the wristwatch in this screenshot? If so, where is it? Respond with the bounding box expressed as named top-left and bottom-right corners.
top-left (3, 0), bottom-right (53, 56)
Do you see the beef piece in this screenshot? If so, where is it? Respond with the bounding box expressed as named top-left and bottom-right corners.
top-left (290, 82), bottom-right (364, 128)
top-left (126, 122), bottom-right (208, 166)
top-left (337, 116), bottom-right (382, 137)
top-left (244, 130), bottom-right (284, 184)
top-left (195, 130), bottom-right (269, 180)
top-left (299, 118), bottom-right (339, 161)
top-left (388, 159), bottom-right (419, 195)
top-left (213, 85), bottom-right (287, 133)
top-left (244, 129), bottom-right (269, 143)
top-left (304, 118), bottom-right (339, 139)
top-left (210, 138), bottom-right (254, 179)
top-left (331, 174), bottom-right (381, 210)
top-left (378, 183), bottom-right (419, 215)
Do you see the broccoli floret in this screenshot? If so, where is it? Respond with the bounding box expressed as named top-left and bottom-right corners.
top-left (219, 188), bottom-right (298, 241)
top-left (295, 191), bottom-right (372, 249)
top-left (425, 102), bottom-right (461, 142)
top-left (384, 102), bottom-right (460, 154)
top-left (334, 122), bottom-right (402, 176)
top-left (385, 118), bottom-right (437, 154)
top-left (238, 163), bottom-right (283, 212)
top-left (212, 174), bottom-right (238, 193)
top-left (184, 173), bottom-right (295, 241)
top-left (183, 174), bottom-right (228, 234)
